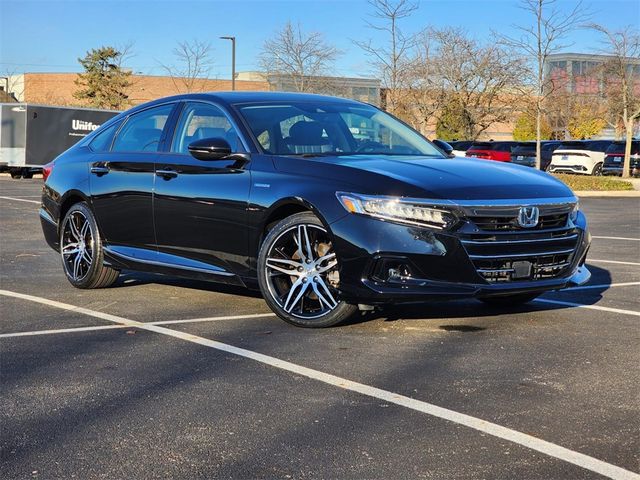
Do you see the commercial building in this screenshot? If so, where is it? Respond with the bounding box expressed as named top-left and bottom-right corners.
top-left (544, 52), bottom-right (640, 95)
top-left (3, 72), bottom-right (381, 108)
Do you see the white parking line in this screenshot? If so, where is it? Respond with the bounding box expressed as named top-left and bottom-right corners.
top-left (535, 298), bottom-right (640, 317)
top-left (589, 259), bottom-right (640, 267)
top-left (592, 236), bottom-right (640, 242)
top-left (0, 312), bottom-right (276, 338)
top-left (0, 325), bottom-right (124, 338)
top-left (0, 196), bottom-right (40, 204)
top-left (566, 281), bottom-right (640, 291)
top-left (0, 289), bottom-right (636, 480)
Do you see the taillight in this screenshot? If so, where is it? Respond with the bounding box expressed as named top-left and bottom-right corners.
top-left (42, 161), bottom-right (55, 182)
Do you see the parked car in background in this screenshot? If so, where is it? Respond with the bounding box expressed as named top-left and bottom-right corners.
top-left (465, 141), bottom-right (519, 162)
top-left (548, 140), bottom-right (613, 176)
top-left (603, 140), bottom-right (640, 177)
top-left (511, 141), bottom-right (562, 171)
top-left (432, 139), bottom-right (455, 157)
top-left (449, 140), bottom-right (473, 157)
top-left (39, 92), bottom-right (591, 328)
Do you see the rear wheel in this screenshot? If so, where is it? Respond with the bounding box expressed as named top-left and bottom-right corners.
top-left (60, 202), bottom-right (119, 289)
top-left (257, 212), bottom-right (356, 327)
top-left (480, 292), bottom-right (540, 306)
top-left (592, 163), bottom-right (603, 176)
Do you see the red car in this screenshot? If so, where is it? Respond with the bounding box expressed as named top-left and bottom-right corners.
top-left (465, 141), bottom-right (519, 162)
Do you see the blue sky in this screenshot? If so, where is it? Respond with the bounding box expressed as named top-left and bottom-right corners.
top-left (1, 0), bottom-right (639, 79)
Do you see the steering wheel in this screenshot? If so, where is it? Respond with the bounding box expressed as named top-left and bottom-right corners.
top-left (355, 141), bottom-right (388, 153)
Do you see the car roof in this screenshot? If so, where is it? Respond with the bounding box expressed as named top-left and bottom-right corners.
top-left (127, 91), bottom-right (365, 114)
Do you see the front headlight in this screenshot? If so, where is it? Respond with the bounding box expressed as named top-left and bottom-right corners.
top-left (569, 202), bottom-right (580, 223)
top-left (336, 192), bottom-right (457, 229)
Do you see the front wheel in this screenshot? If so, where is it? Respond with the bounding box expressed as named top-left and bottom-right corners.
top-left (479, 292), bottom-right (540, 306)
top-left (257, 212), bottom-right (357, 328)
top-left (60, 202), bottom-right (119, 289)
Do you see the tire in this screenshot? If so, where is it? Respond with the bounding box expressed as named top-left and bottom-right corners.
top-left (10, 171), bottom-right (22, 179)
top-left (257, 212), bottom-right (357, 328)
top-left (592, 163), bottom-right (603, 176)
top-left (60, 202), bottom-right (119, 289)
top-left (22, 172), bottom-right (33, 179)
top-left (480, 292), bottom-right (540, 306)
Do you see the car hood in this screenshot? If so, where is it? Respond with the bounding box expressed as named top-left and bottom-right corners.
top-left (274, 154), bottom-right (574, 201)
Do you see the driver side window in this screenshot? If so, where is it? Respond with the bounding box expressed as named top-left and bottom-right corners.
top-left (172, 102), bottom-right (240, 154)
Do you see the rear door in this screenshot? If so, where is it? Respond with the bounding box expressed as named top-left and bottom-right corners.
top-left (90, 103), bottom-right (176, 256)
top-left (152, 101), bottom-right (252, 278)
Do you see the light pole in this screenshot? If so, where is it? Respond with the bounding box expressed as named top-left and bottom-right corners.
top-left (220, 36), bottom-right (236, 91)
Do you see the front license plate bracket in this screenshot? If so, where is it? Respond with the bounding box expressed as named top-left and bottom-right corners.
top-left (512, 261), bottom-right (532, 279)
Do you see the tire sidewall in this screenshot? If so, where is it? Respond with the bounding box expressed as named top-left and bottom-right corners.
top-left (257, 212), bottom-right (355, 328)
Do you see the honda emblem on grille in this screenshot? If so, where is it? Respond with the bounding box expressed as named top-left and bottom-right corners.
top-left (517, 206), bottom-right (539, 228)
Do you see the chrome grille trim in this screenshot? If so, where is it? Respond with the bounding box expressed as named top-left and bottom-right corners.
top-left (468, 248), bottom-right (575, 259)
top-left (461, 233), bottom-right (578, 245)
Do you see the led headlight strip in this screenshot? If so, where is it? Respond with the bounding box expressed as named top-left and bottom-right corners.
top-left (336, 192), bottom-right (457, 229)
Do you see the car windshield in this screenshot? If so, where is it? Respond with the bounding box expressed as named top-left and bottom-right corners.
top-left (236, 102), bottom-right (443, 157)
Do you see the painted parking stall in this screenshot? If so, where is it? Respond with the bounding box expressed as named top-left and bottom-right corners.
top-left (1, 179), bottom-right (639, 479)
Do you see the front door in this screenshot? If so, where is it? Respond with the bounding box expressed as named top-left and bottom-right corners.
top-left (90, 103), bottom-right (176, 258)
top-left (153, 101), bottom-right (251, 277)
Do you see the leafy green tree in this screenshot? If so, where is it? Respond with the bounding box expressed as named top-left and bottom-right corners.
top-left (513, 110), bottom-right (552, 141)
top-left (74, 46), bottom-right (132, 109)
top-left (567, 101), bottom-right (606, 140)
top-left (435, 102), bottom-right (471, 141)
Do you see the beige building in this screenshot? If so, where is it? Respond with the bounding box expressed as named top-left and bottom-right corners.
top-left (3, 72), bottom-right (268, 107)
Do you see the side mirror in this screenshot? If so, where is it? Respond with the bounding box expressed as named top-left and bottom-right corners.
top-left (432, 139), bottom-right (454, 157)
top-left (188, 137), bottom-right (232, 160)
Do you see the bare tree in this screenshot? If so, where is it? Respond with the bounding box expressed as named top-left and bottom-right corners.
top-left (590, 24), bottom-right (640, 178)
top-left (499, 0), bottom-right (590, 169)
top-left (259, 21), bottom-right (340, 93)
top-left (354, 0), bottom-right (418, 115)
top-left (404, 28), bottom-right (524, 140)
top-left (160, 40), bottom-right (215, 93)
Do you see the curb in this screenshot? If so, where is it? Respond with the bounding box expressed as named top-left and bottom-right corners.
top-left (575, 190), bottom-right (640, 197)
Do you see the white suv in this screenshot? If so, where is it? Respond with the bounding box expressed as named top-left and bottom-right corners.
top-left (549, 140), bottom-right (613, 176)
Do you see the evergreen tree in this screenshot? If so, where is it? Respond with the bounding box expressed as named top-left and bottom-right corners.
top-left (74, 47), bottom-right (132, 110)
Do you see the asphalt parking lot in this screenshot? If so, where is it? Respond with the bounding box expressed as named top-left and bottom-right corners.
top-left (1, 176), bottom-right (638, 480)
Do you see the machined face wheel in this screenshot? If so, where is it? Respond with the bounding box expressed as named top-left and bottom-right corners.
top-left (265, 223), bottom-right (340, 319)
top-left (61, 210), bottom-right (94, 282)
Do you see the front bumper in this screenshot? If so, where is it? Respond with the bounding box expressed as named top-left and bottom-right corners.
top-left (330, 207), bottom-right (591, 304)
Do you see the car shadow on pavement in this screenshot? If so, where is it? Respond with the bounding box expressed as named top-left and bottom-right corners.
top-left (343, 264), bottom-right (614, 326)
top-left (108, 264), bottom-right (613, 326)
top-left (113, 271), bottom-right (264, 299)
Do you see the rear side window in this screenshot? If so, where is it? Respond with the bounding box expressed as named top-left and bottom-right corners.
top-left (88, 122), bottom-right (120, 152)
top-left (112, 104), bottom-right (173, 153)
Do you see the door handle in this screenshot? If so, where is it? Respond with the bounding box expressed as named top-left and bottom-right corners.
top-left (156, 168), bottom-right (178, 179)
top-left (90, 166), bottom-right (109, 175)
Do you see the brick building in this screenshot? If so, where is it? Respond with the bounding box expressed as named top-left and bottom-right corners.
top-left (3, 72), bottom-right (269, 107)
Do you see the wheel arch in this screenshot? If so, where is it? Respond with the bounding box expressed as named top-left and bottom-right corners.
top-left (58, 190), bottom-right (92, 234)
top-left (251, 197), bottom-right (338, 263)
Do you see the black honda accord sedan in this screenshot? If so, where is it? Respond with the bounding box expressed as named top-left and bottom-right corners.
top-left (40, 92), bottom-right (591, 327)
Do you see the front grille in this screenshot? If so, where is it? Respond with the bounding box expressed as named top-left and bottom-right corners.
top-left (470, 213), bottom-right (568, 231)
top-left (459, 202), bottom-right (579, 283)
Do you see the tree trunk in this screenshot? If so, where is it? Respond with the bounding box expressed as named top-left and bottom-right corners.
top-left (622, 118), bottom-right (633, 179)
top-left (535, 101), bottom-right (542, 170)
